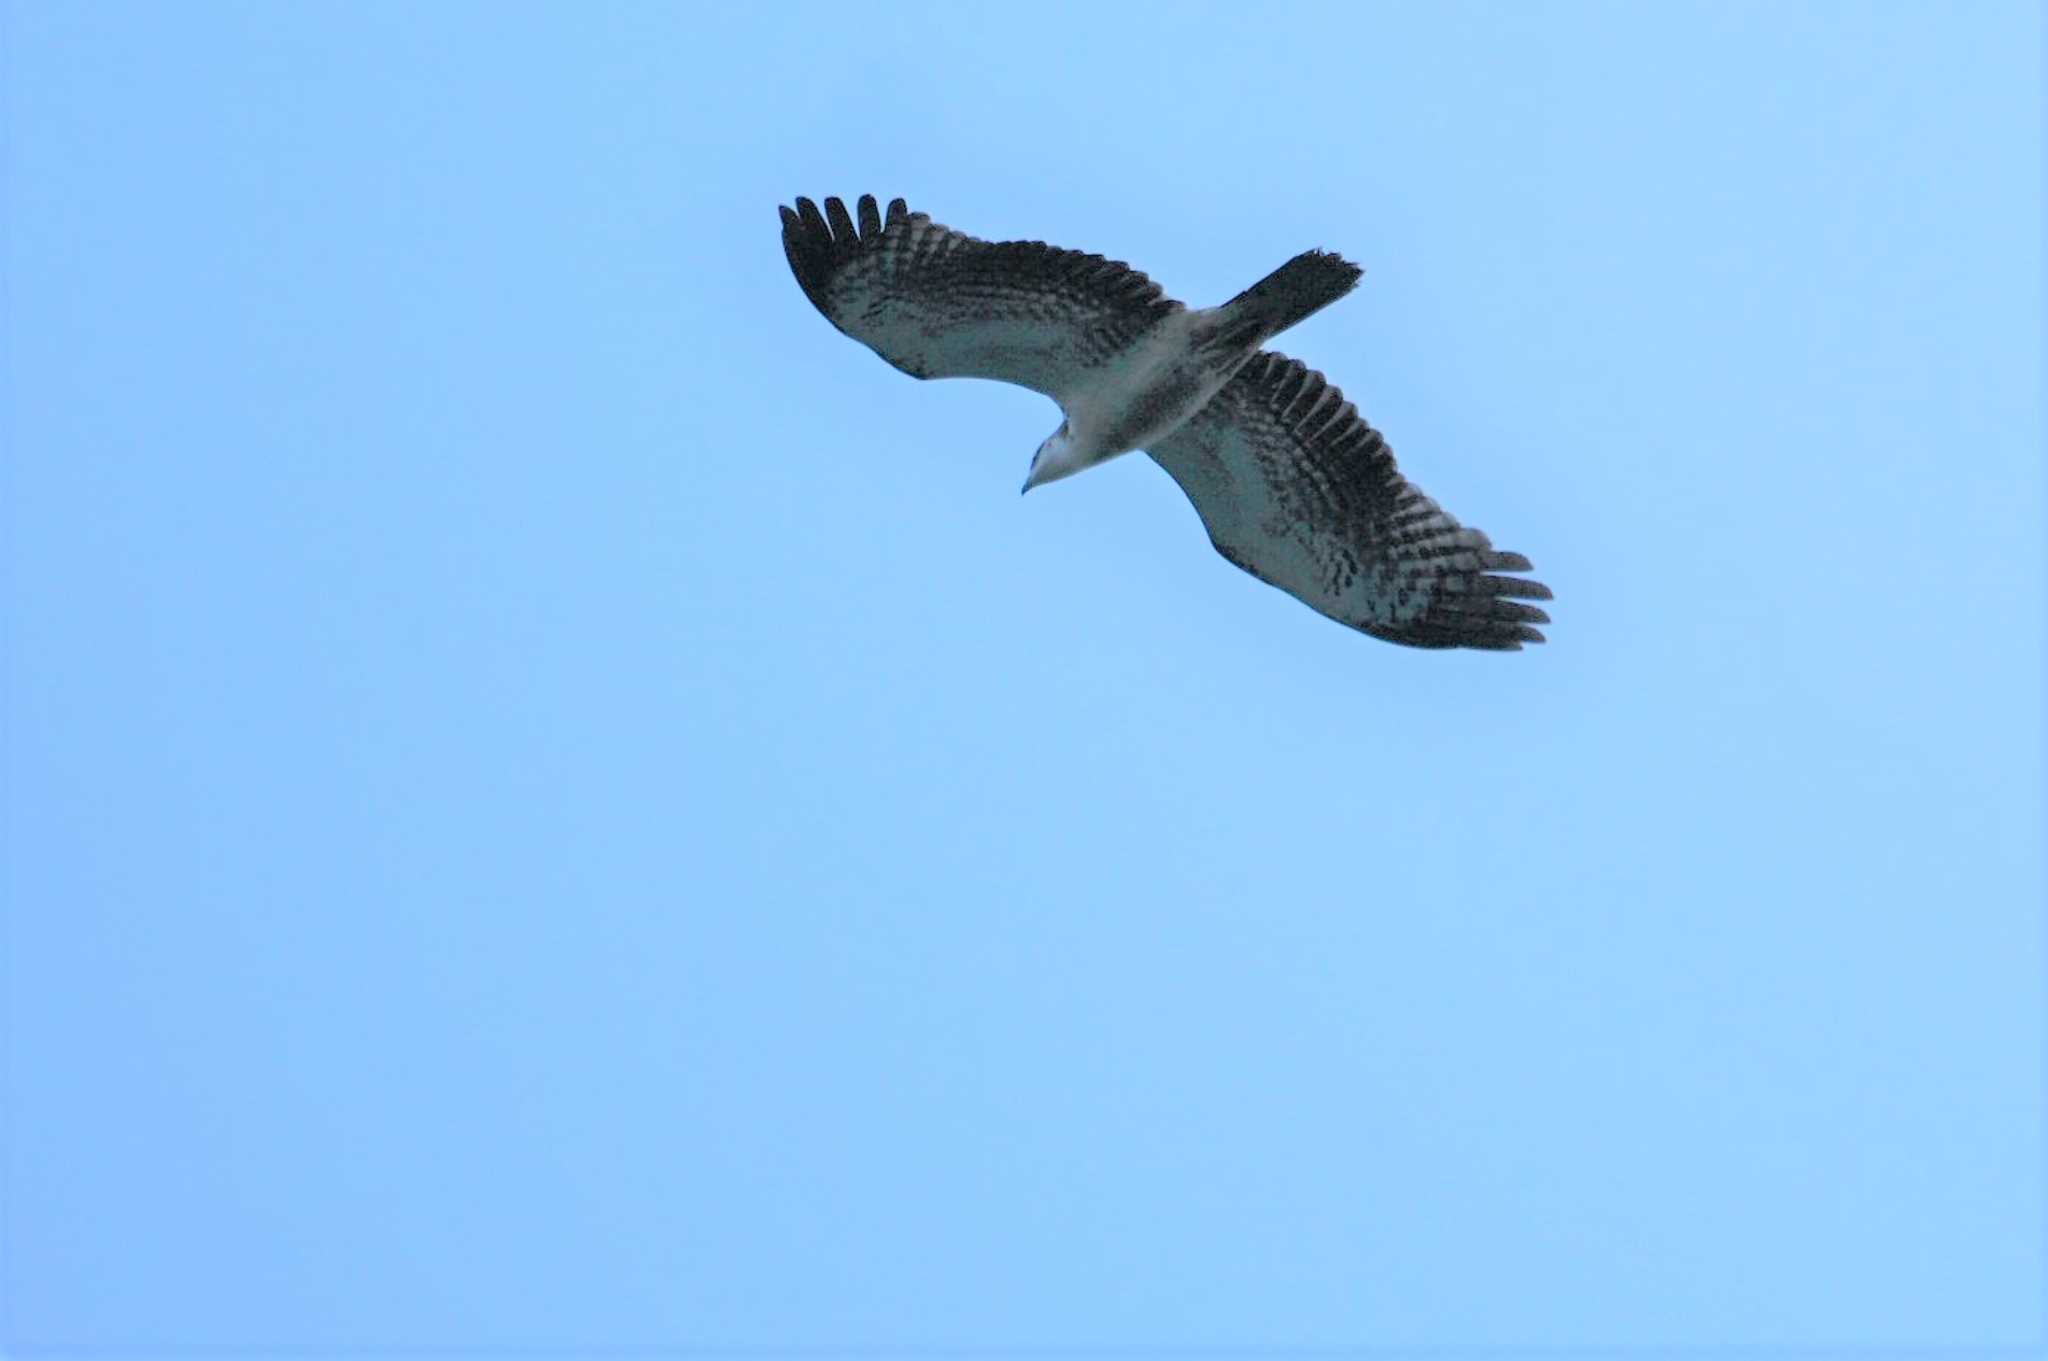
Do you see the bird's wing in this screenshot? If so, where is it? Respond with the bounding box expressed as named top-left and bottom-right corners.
top-left (1147, 351), bottom-right (1551, 651)
top-left (779, 195), bottom-right (1182, 400)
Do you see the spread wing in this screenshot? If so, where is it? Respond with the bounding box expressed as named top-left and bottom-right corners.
top-left (1147, 352), bottom-right (1552, 650)
top-left (779, 194), bottom-right (1182, 400)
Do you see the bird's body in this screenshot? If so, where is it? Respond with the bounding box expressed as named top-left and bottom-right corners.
top-left (1057, 310), bottom-right (1226, 465)
top-left (778, 194), bottom-right (1552, 651)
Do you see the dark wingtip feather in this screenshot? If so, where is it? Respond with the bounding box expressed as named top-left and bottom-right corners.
top-left (824, 196), bottom-right (855, 241)
top-left (1366, 561), bottom-right (1554, 651)
top-left (782, 193), bottom-right (900, 321)
top-left (779, 200), bottom-right (835, 316)
top-left (1472, 553), bottom-right (1553, 647)
top-left (1478, 571), bottom-right (1553, 602)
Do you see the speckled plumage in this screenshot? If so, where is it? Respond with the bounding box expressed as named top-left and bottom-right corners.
top-left (1147, 353), bottom-right (1551, 650)
top-left (779, 194), bottom-right (1552, 652)
top-left (780, 195), bottom-right (1177, 395)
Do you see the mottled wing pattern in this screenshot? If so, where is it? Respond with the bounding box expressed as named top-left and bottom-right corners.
top-left (1147, 352), bottom-right (1551, 650)
top-left (779, 194), bottom-right (1182, 400)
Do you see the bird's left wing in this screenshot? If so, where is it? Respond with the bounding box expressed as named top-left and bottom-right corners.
top-left (1147, 351), bottom-right (1552, 651)
top-left (779, 195), bottom-right (1181, 400)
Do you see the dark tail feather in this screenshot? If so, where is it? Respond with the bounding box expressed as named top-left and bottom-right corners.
top-left (1219, 249), bottom-right (1363, 344)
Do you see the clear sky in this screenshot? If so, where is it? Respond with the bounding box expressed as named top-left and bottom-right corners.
top-left (4, 0), bottom-right (2043, 1352)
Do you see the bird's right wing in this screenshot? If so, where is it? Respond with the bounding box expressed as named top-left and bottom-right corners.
top-left (779, 195), bottom-right (1182, 400)
top-left (1147, 351), bottom-right (1552, 651)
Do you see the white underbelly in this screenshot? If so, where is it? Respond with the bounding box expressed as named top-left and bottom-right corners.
top-left (1064, 313), bottom-right (1239, 457)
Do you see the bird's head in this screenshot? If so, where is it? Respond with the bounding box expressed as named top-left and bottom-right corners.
top-left (1021, 420), bottom-right (1085, 494)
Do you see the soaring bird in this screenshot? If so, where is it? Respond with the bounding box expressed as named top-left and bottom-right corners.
top-left (778, 195), bottom-right (1551, 651)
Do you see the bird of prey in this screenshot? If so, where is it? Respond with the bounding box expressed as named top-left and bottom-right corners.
top-left (778, 194), bottom-right (1551, 650)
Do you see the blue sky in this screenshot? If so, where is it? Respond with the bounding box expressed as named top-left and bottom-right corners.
top-left (4, 0), bottom-right (2042, 1351)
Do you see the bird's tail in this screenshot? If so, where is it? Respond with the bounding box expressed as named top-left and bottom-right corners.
top-left (1211, 250), bottom-right (1363, 351)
